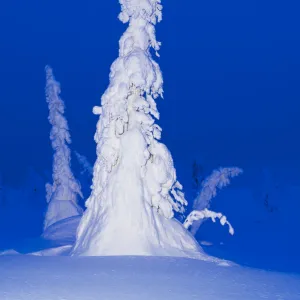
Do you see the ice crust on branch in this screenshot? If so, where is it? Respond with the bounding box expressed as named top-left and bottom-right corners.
top-left (44, 66), bottom-right (83, 231)
top-left (72, 0), bottom-right (203, 259)
top-left (187, 167), bottom-right (242, 236)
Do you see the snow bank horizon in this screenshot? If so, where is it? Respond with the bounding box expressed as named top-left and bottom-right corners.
top-left (1, 255), bottom-right (299, 300)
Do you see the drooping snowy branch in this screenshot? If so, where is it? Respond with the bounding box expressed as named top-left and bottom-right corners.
top-left (194, 167), bottom-right (243, 211)
top-left (44, 66), bottom-right (83, 230)
top-left (74, 151), bottom-right (93, 176)
top-left (184, 209), bottom-right (234, 235)
top-left (73, 0), bottom-right (202, 258)
top-left (188, 167), bottom-right (242, 236)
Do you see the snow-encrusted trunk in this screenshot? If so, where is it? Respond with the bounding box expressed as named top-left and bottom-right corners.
top-left (72, 0), bottom-right (202, 258)
top-left (44, 66), bottom-right (83, 231)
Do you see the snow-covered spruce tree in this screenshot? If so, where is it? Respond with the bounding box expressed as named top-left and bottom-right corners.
top-left (72, 0), bottom-right (202, 258)
top-left (44, 66), bottom-right (83, 231)
top-left (184, 167), bottom-right (242, 236)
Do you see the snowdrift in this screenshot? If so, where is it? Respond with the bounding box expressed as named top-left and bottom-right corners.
top-left (0, 256), bottom-right (299, 300)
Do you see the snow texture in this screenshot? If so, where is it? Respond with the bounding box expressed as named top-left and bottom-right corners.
top-left (73, 0), bottom-right (202, 258)
top-left (0, 256), bottom-right (299, 300)
top-left (44, 66), bottom-right (83, 231)
top-left (189, 167), bottom-right (242, 236)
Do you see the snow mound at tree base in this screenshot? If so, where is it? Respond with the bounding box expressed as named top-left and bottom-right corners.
top-left (0, 214), bottom-right (224, 264)
top-left (42, 215), bottom-right (81, 245)
top-left (0, 256), bottom-right (299, 300)
top-left (29, 245), bottom-right (73, 256)
top-left (44, 200), bottom-right (82, 230)
top-left (74, 208), bottom-right (208, 261)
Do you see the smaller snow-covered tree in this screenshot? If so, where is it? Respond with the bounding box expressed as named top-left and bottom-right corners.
top-left (184, 167), bottom-right (242, 236)
top-left (44, 66), bottom-right (83, 230)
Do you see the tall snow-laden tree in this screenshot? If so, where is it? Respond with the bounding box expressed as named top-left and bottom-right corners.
top-left (44, 66), bottom-right (83, 231)
top-left (73, 0), bottom-right (202, 258)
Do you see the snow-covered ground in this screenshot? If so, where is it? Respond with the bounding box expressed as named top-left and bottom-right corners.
top-left (0, 255), bottom-right (299, 300)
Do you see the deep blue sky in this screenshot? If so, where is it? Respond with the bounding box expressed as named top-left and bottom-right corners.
top-left (0, 0), bottom-right (300, 189)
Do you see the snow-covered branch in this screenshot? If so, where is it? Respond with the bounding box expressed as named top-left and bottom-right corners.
top-left (194, 167), bottom-right (243, 211)
top-left (184, 209), bottom-right (234, 235)
top-left (188, 167), bottom-right (242, 236)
